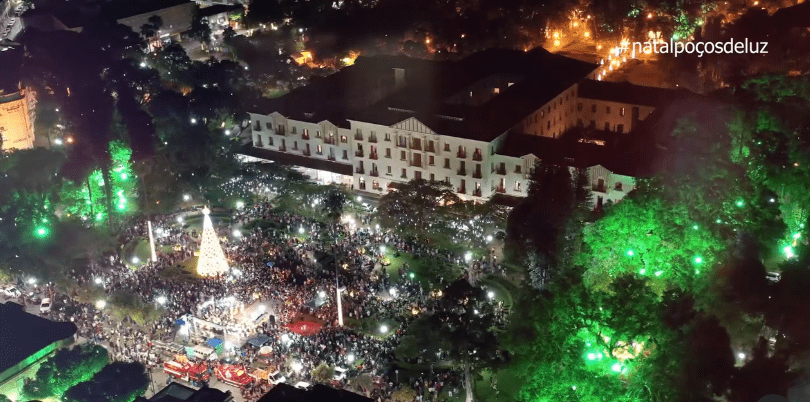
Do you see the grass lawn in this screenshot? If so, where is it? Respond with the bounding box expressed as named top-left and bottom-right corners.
top-left (121, 238), bottom-right (151, 269)
top-left (474, 367), bottom-right (522, 402)
top-left (158, 257), bottom-right (203, 281)
top-left (383, 251), bottom-right (462, 290)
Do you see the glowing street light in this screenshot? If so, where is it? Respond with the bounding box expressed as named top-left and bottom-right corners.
top-left (28, 278), bottom-right (36, 285)
top-left (292, 361), bottom-right (303, 372)
top-left (156, 296), bottom-right (167, 305)
top-left (347, 354), bottom-right (355, 363)
top-left (318, 290), bottom-right (326, 298)
top-left (183, 194), bottom-right (191, 201)
top-left (233, 230), bottom-right (242, 237)
top-left (379, 325), bottom-right (389, 334)
top-left (225, 130), bottom-right (231, 136)
top-left (464, 252), bottom-right (472, 262)
top-left (176, 216), bottom-right (184, 223)
top-left (190, 118), bottom-right (197, 124)
top-left (487, 291), bottom-right (495, 299)
top-left (236, 201), bottom-right (245, 209)
top-left (486, 235), bottom-right (493, 242)
top-left (356, 196), bottom-right (362, 202)
top-left (737, 352), bottom-right (746, 360)
top-left (139, 61), bottom-right (147, 68)
top-left (132, 257), bottom-right (140, 264)
top-left (96, 300), bottom-right (107, 309)
top-left (94, 277), bottom-right (103, 284)
top-left (298, 227), bottom-right (305, 234)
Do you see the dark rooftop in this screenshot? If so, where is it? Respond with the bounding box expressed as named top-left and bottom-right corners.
top-left (577, 79), bottom-right (684, 107)
top-left (0, 302), bottom-right (77, 376)
top-left (240, 146), bottom-right (354, 176)
top-left (198, 4), bottom-right (243, 18)
top-left (135, 381), bottom-right (232, 402)
top-left (258, 48), bottom-right (597, 142)
top-left (28, 0), bottom-right (192, 29)
top-left (257, 383), bottom-right (372, 402)
top-left (0, 48), bottom-right (23, 94)
top-left (496, 133), bottom-right (607, 168)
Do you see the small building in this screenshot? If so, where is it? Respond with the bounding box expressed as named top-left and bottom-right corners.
top-left (0, 302), bottom-right (77, 400)
top-left (0, 47), bottom-right (36, 151)
top-left (135, 381), bottom-right (233, 402)
top-left (257, 383), bottom-right (372, 402)
top-left (198, 4), bottom-right (243, 31)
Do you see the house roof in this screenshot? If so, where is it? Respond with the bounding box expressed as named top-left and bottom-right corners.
top-left (257, 383), bottom-right (372, 402)
top-left (0, 48), bottom-right (22, 94)
top-left (0, 302), bottom-right (77, 376)
top-left (135, 381), bottom-right (232, 402)
top-left (496, 133), bottom-right (607, 168)
top-left (257, 48), bottom-right (597, 141)
top-left (28, 0), bottom-right (192, 29)
top-left (576, 79), bottom-right (684, 107)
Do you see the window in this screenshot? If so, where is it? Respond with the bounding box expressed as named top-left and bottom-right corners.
top-left (540, 110), bottom-right (544, 117)
top-left (293, 141), bottom-right (298, 150)
top-left (316, 130), bottom-right (321, 138)
top-left (444, 158), bottom-right (450, 168)
top-left (401, 168), bottom-right (407, 179)
top-left (266, 122), bottom-right (272, 130)
top-left (604, 122), bottom-right (610, 131)
top-left (316, 145), bottom-right (322, 154)
top-left (415, 171), bottom-right (422, 180)
top-left (515, 165), bottom-right (521, 173)
top-left (606, 106), bottom-right (611, 114)
top-left (429, 155), bottom-right (435, 165)
top-left (559, 98), bottom-right (563, 105)
top-left (303, 128), bottom-right (309, 137)
top-left (292, 126), bottom-right (297, 134)
top-left (385, 148), bottom-right (391, 158)
top-left (617, 124), bottom-right (624, 133)
top-left (385, 133), bottom-right (390, 141)
top-left (342, 150), bottom-right (348, 159)
top-left (547, 121), bottom-right (550, 129)
top-left (548, 106), bottom-right (551, 113)
top-left (341, 135), bottom-right (348, 143)
top-left (444, 143), bottom-right (450, 151)
top-left (400, 150), bottom-right (406, 160)
top-left (591, 104), bottom-right (596, 113)
top-left (430, 173), bottom-right (435, 181)
top-left (267, 136), bottom-right (273, 146)
top-left (620, 107), bottom-right (626, 116)
top-left (515, 181), bottom-right (521, 191)
top-left (356, 128), bottom-right (362, 136)
top-left (254, 121), bottom-right (262, 131)
top-left (387, 166), bottom-right (392, 175)
top-left (577, 102), bottom-right (583, 111)
top-left (615, 182), bottom-right (623, 191)
top-left (494, 88), bottom-right (500, 94)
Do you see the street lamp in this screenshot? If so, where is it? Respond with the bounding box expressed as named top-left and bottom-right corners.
top-left (486, 235), bottom-right (493, 242)
top-left (487, 291), bottom-right (495, 299)
top-left (292, 361), bottom-right (303, 372)
top-left (347, 354), bottom-right (355, 363)
top-left (183, 194), bottom-right (191, 201)
top-left (96, 300), bottom-right (106, 309)
top-left (190, 118), bottom-right (197, 124)
top-left (94, 277), bottom-right (103, 285)
top-left (379, 324), bottom-right (389, 334)
top-left (233, 230), bottom-right (241, 237)
top-left (28, 278), bottom-right (36, 285)
top-left (380, 246), bottom-right (386, 254)
top-left (318, 290), bottom-right (326, 298)
top-left (236, 201), bottom-right (245, 209)
top-left (132, 257), bottom-right (140, 264)
top-left (298, 227), bottom-right (305, 234)
top-left (156, 296), bottom-right (167, 305)
top-left (356, 196), bottom-right (362, 202)
top-left (464, 252), bottom-right (472, 262)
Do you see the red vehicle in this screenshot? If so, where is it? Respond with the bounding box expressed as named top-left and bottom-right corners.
top-left (215, 364), bottom-right (254, 388)
top-left (163, 356), bottom-right (210, 384)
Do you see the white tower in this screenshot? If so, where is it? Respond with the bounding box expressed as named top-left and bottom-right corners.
top-left (196, 207), bottom-right (229, 277)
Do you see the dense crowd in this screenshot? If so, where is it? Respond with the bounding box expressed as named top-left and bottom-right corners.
top-left (14, 202), bottom-right (503, 401)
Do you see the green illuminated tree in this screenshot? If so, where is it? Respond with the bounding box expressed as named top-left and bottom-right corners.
top-left (23, 344), bottom-right (109, 400)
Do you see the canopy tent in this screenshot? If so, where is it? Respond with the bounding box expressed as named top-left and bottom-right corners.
top-left (207, 338), bottom-right (224, 354)
top-left (246, 335), bottom-right (271, 348)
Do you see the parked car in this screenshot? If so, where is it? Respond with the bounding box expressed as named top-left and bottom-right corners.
top-left (4, 287), bottom-right (21, 298)
top-left (40, 298), bottom-right (52, 314)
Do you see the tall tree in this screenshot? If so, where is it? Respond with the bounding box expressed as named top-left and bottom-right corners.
top-left (377, 178), bottom-right (460, 236)
top-left (322, 185), bottom-right (348, 223)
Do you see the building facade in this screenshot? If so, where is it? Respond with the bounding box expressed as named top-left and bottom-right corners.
top-left (244, 49), bottom-right (680, 207)
top-left (0, 87), bottom-right (36, 151)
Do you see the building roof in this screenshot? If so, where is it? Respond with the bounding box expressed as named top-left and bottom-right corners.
top-left (198, 4), bottom-right (243, 18)
top-left (257, 48), bottom-right (597, 141)
top-left (0, 302), bottom-right (77, 376)
top-left (136, 382), bottom-right (232, 402)
top-left (576, 79), bottom-right (684, 107)
top-left (239, 146), bottom-right (354, 176)
top-left (496, 133), bottom-right (607, 168)
top-left (28, 0), bottom-right (192, 29)
top-left (257, 383), bottom-right (372, 402)
top-left (0, 48), bottom-right (23, 94)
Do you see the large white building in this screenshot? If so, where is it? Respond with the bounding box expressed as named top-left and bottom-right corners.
top-left (244, 48), bottom-right (682, 208)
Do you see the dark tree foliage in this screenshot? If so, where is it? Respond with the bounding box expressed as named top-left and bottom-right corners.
top-left (62, 362), bottom-right (148, 402)
top-left (377, 178), bottom-right (460, 235)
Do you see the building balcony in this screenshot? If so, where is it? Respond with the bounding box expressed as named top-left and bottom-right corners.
top-left (473, 189), bottom-right (482, 197)
top-left (425, 146), bottom-right (436, 153)
top-left (495, 167), bottom-right (506, 175)
top-left (328, 155), bottom-right (336, 161)
top-left (324, 137), bottom-right (336, 145)
top-left (472, 152), bottom-right (482, 161)
top-left (370, 169), bottom-right (379, 177)
top-left (592, 185), bottom-right (606, 193)
top-left (472, 171), bottom-right (482, 179)
top-left (412, 161), bottom-right (422, 168)
top-left (302, 133), bottom-right (310, 140)
top-left (496, 186), bottom-right (506, 193)
top-left (275, 130), bottom-right (286, 136)
top-left (359, 182), bottom-right (366, 190)
top-left (457, 168), bottom-right (466, 176)
top-left (356, 167), bottom-right (365, 174)
top-left (369, 136), bottom-right (377, 143)
top-left (457, 187), bottom-right (466, 194)
top-left (369, 152), bottom-right (378, 160)
top-left (355, 150), bottom-right (364, 158)
top-left (355, 134), bottom-right (363, 141)
top-left (303, 150), bottom-right (311, 156)
top-left (410, 143), bottom-right (421, 151)
top-left (457, 151), bottom-right (467, 159)
top-left (397, 141), bottom-right (407, 148)
top-left (401, 174), bottom-right (408, 179)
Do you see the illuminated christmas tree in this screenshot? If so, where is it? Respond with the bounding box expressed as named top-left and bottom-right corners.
top-left (196, 207), bottom-right (229, 276)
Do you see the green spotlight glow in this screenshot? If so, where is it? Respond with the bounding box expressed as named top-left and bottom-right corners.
top-left (654, 271), bottom-right (663, 277)
top-left (626, 250), bottom-right (634, 257)
top-left (735, 200), bottom-right (744, 207)
top-left (639, 269), bottom-right (646, 275)
top-left (120, 173), bottom-right (128, 180)
top-left (694, 256), bottom-right (703, 264)
top-left (35, 227), bottom-right (48, 238)
top-left (96, 213), bottom-right (103, 221)
top-left (784, 246), bottom-right (795, 259)
top-left (793, 233), bottom-right (801, 239)
top-left (693, 225), bottom-right (698, 230)
top-left (611, 363), bottom-right (622, 372)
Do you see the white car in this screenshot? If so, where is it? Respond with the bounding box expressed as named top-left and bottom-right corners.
top-left (40, 298), bottom-right (51, 314)
top-left (333, 367), bottom-right (347, 381)
top-left (4, 287), bottom-right (21, 298)
top-left (267, 370), bottom-right (286, 385)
